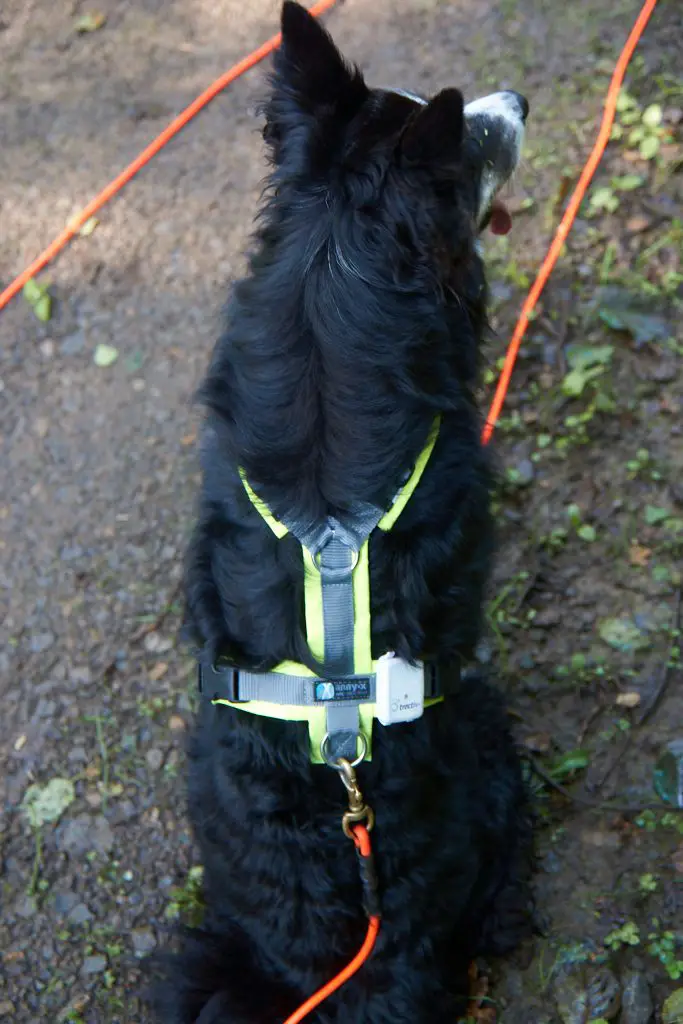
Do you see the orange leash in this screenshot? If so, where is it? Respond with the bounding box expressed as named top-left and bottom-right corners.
top-left (482, 0), bottom-right (658, 445)
top-left (0, 0), bottom-right (338, 315)
top-left (282, 824), bottom-right (380, 1024)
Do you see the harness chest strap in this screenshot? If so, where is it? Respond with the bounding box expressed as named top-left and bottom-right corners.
top-left (206, 417), bottom-right (453, 763)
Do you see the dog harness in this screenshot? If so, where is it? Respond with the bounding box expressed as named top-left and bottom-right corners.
top-left (200, 416), bottom-right (460, 763)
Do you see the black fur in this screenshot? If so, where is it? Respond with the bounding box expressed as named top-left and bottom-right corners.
top-left (150, 3), bottom-right (534, 1020)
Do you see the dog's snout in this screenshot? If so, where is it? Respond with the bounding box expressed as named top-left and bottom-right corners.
top-left (504, 90), bottom-right (529, 122)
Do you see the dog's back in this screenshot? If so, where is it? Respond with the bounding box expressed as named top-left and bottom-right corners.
top-left (150, 4), bottom-right (533, 1021)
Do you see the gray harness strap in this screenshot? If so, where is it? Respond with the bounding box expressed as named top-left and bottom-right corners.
top-left (282, 506), bottom-right (385, 762)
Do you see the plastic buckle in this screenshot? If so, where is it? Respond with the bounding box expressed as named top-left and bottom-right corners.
top-left (198, 661), bottom-right (245, 703)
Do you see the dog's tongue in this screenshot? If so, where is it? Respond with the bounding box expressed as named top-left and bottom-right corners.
top-left (489, 199), bottom-right (512, 236)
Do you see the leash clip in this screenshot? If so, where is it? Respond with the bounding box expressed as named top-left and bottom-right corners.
top-left (337, 757), bottom-right (375, 839)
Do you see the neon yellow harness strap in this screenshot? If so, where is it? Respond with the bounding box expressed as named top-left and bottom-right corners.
top-left (223, 417), bottom-right (442, 762)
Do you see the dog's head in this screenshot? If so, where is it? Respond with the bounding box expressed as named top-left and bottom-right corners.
top-left (263, 1), bottom-right (528, 287)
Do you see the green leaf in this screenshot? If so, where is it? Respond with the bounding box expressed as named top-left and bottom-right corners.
top-left (645, 505), bottom-right (670, 525)
top-left (616, 89), bottom-right (637, 112)
top-left (588, 186), bottom-right (619, 214)
top-left (23, 278), bottom-right (44, 305)
top-left (561, 365), bottom-right (604, 397)
top-left (22, 778), bottom-right (75, 828)
top-left (566, 344), bottom-right (614, 371)
top-left (599, 616), bottom-right (650, 653)
top-left (639, 135), bottom-right (660, 160)
top-left (663, 988), bottom-right (683, 1024)
top-left (597, 286), bottom-right (671, 346)
top-left (578, 525), bottom-right (597, 542)
top-left (78, 216), bottom-right (99, 237)
top-left (566, 503), bottom-right (582, 528)
top-left (34, 293), bottom-right (52, 322)
top-left (93, 344), bottom-right (119, 368)
top-left (550, 749), bottom-right (590, 780)
top-left (74, 12), bottom-right (107, 32)
top-left (611, 174), bottom-right (644, 191)
top-left (642, 103), bottom-right (663, 128)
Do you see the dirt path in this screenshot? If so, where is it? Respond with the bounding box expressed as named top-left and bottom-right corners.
top-left (1, 1), bottom-right (681, 1021)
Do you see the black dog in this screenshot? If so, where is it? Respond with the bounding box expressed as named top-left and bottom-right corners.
top-left (151, 4), bottom-right (533, 1021)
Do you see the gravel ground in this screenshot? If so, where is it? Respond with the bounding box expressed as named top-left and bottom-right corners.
top-left (1, 1), bottom-right (682, 1021)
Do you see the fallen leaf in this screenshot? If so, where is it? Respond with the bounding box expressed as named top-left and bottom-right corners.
top-left (181, 431), bottom-right (197, 447)
top-left (596, 286), bottom-right (672, 346)
top-left (645, 505), bottom-right (670, 526)
top-left (85, 764), bottom-right (100, 780)
top-left (598, 616), bottom-right (651, 653)
top-left (14, 734), bottom-right (27, 751)
top-left (74, 12), bottom-right (107, 32)
top-left (93, 344), bottom-right (119, 368)
top-left (550, 749), bottom-right (590, 780)
top-left (79, 217), bottom-right (99, 237)
top-left (629, 544), bottom-right (651, 566)
top-left (169, 715), bottom-right (186, 732)
top-left (149, 661), bottom-right (168, 682)
top-left (663, 988), bottom-right (683, 1024)
top-left (22, 777), bottom-right (75, 828)
top-left (626, 215), bottom-right (651, 232)
top-left (616, 691), bottom-right (641, 708)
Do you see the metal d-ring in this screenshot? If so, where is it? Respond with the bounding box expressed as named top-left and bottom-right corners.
top-left (320, 731), bottom-right (367, 769)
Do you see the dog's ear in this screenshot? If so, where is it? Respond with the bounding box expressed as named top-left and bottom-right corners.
top-left (400, 88), bottom-right (464, 165)
top-left (274, 1), bottom-right (368, 118)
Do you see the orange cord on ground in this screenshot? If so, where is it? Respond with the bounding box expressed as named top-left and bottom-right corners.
top-left (0, 0), bottom-right (338, 315)
top-left (481, 0), bottom-right (658, 445)
top-left (282, 824), bottom-right (380, 1024)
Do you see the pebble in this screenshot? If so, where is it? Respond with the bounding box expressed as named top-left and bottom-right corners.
top-left (131, 927), bottom-right (157, 956)
top-left (29, 631), bottom-right (55, 654)
top-left (621, 971), bottom-right (653, 1024)
top-left (514, 458), bottom-right (535, 486)
top-left (169, 715), bottom-right (185, 731)
top-left (60, 330), bottom-right (86, 355)
top-left (39, 339), bottom-right (55, 358)
top-left (81, 955), bottom-right (107, 976)
top-left (0, 1002), bottom-right (16, 1017)
top-left (146, 748), bottom-right (164, 772)
top-left (67, 903), bottom-right (93, 926)
top-left (58, 813), bottom-right (115, 856)
top-left (144, 632), bottom-right (173, 654)
top-left (53, 891), bottom-right (80, 915)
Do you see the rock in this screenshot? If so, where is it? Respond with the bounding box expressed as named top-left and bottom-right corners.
top-left (0, 1001), bottom-right (16, 1017)
top-left (144, 632), bottom-right (173, 654)
top-left (514, 458), bottom-right (535, 486)
top-left (29, 631), bottom-right (55, 654)
top-left (53, 891), bottom-right (80, 915)
top-left (81, 955), bottom-right (107, 975)
top-left (146, 748), bottom-right (164, 771)
top-left (553, 964), bottom-right (621, 1023)
top-left (67, 903), bottom-right (93, 926)
top-left (131, 927), bottom-right (157, 956)
top-left (13, 895), bottom-right (37, 919)
top-left (58, 814), bottom-right (115, 856)
top-left (621, 971), bottom-right (653, 1024)
top-left (39, 340), bottom-right (55, 358)
top-left (60, 330), bottom-right (86, 355)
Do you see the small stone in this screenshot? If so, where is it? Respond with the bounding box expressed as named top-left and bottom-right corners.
top-left (67, 746), bottom-right (87, 764)
top-left (514, 458), bottom-right (535, 486)
top-left (146, 748), bottom-right (164, 772)
top-left (626, 215), bottom-right (651, 233)
top-left (168, 715), bottom-right (185, 732)
top-left (81, 955), bottom-right (107, 975)
top-left (67, 903), bottom-right (93, 926)
top-left (144, 632), bottom-right (173, 654)
top-left (60, 330), bottom-right (85, 355)
top-left (621, 971), bottom-right (653, 1024)
top-left (29, 631), bottom-right (55, 654)
top-left (34, 417), bottom-right (49, 438)
top-left (14, 895), bottom-right (37, 919)
top-left (131, 927), bottom-right (157, 956)
top-left (534, 607), bottom-right (561, 628)
top-left (53, 891), bottom-right (80, 915)
top-left (58, 814), bottom-right (115, 856)
top-left (40, 340), bottom-right (55, 358)
top-left (0, 1001), bottom-right (16, 1017)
